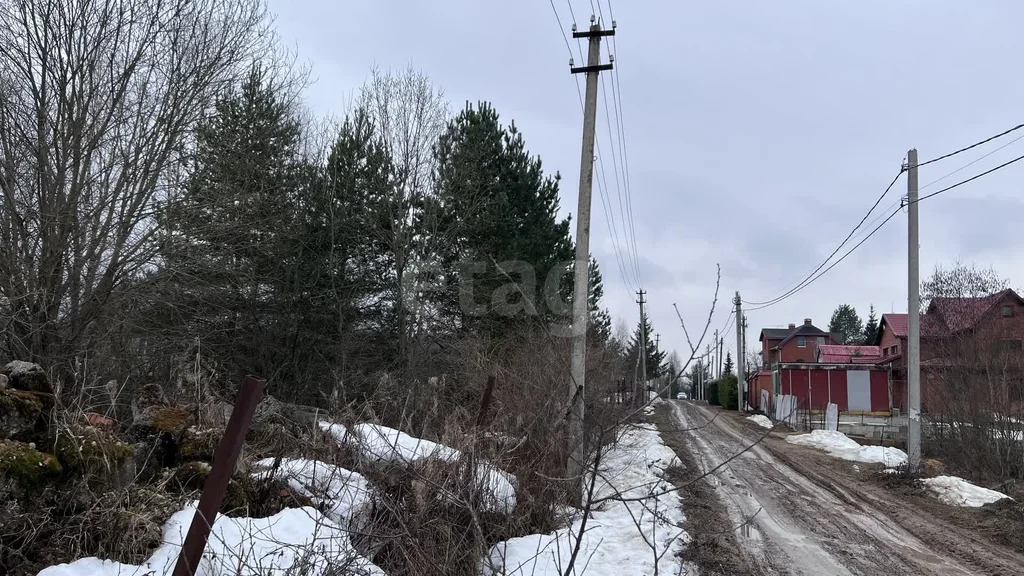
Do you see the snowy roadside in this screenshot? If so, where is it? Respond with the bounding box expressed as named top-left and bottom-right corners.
top-left (483, 421), bottom-right (690, 576)
top-left (786, 429), bottom-right (908, 467)
top-left (921, 475), bottom-right (1010, 507)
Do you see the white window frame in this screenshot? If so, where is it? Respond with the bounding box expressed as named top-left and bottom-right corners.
top-left (797, 336), bottom-right (806, 348)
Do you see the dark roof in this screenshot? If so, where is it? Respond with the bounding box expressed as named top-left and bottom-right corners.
top-left (776, 323), bottom-right (831, 348)
top-left (760, 328), bottom-right (792, 341)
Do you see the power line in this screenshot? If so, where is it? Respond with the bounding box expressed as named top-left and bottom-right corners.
top-left (744, 169), bottom-right (905, 306)
top-left (920, 131), bottom-right (1024, 191)
top-left (917, 152), bottom-right (1024, 203)
top-left (549, 0), bottom-right (638, 296)
top-left (918, 122), bottom-right (1024, 168)
top-left (746, 206), bottom-right (902, 312)
top-left (602, 0), bottom-right (644, 288)
top-left (747, 151), bottom-right (1024, 312)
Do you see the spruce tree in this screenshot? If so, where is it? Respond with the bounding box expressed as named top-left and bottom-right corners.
top-left (625, 313), bottom-right (666, 379)
top-left (427, 102), bottom-right (573, 336)
top-left (159, 65), bottom-right (303, 382)
top-left (724, 352), bottom-right (734, 375)
top-left (862, 305), bottom-right (879, 345)
top-left (588, 257), bottom-right (613, 344)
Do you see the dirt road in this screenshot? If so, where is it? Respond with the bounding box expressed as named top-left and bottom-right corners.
top-left (662, 400), bottom-right (1024, 576)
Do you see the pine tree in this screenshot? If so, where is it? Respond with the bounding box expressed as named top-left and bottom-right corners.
top-left (427, 102), bottom-right (573, 336)
top-left (828, 304), bottom-right (864, 345)
top-left (862, 305), bottom-right (879, 345)
top-left (626, 313), bottom-right (666, 380)
top-left (723, 352), bottom-right (734, 375)
top-left (588, 257), bottom-right (613, 344)
top-left (159, 65), bottom-right (304, 382)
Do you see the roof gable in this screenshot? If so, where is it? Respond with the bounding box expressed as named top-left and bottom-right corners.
top-left (928, 289), bottom-right (1023, 333)
top-left (776, 324), bottom-right (831, 347)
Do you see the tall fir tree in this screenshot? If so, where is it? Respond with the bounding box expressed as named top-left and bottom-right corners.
top-left (625, 312), bottom-right (666, 380)
top-left (588, 257), bottom-right (613, 344)
top-left (159, 65), bottom-right (304, 383)
top-left (862, 304), bottom-right (879, 345)
top-left (723, 352), bottom-right (734, 375)
top-left (426, 101), bottom-right (573, 336)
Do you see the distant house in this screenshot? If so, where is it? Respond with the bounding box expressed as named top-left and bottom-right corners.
top-left (875, 288), bottom-right (1024, 412)
top-left (758, 318), bottom-right (839, 365)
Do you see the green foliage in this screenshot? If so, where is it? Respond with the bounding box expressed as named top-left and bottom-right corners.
top-left (588, 258), bottom-right (613, 345)
top-left (862, 305), bottom-right (879, 345)
top-left (705, 380), bottom-right (720, 406)
top-left (723, 352), bottom-right (734, 376)
top-left (0, 439), bottom-right (61, 486)
top-left (625, 313), bottom-right (666, 380)
top-left (717, 374), bottom-right (739, 410)
top-left (427, 101), bottom-right (574, 337)
top-left (828, 304), bottom-right (864, 345)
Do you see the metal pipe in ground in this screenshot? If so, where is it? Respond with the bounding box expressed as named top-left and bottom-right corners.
top-left (172, 375), bottom-right (265, 576)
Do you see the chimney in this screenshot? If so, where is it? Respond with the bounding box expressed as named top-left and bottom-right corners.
top-left (804, 318), bottom-right (812, 327)
top-left (788, 323), bottom-right (796, 329)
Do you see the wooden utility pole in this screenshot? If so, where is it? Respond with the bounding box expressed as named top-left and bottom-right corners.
top-left (906, 149), bottom-right (921, 470)
top-left (567, 15), bottom-right (614, 489)
top-left (735, 292), bottom-right (745, 413)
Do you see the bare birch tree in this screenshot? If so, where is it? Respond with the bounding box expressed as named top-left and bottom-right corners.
top-left (0, 0), bottom-right (272, 372)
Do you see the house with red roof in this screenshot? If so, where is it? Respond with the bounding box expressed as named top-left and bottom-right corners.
top-left (874, 288), bottom-right (1024, 412)
top-left (747, 289), bottom-right (1024, 418)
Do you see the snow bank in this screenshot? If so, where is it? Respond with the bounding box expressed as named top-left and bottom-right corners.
top-left (922, 475), bottom-right (1010, 507)
top-left (319, 421), bottom-right (517, 513)
top-left (483, 424), bottom-right (688, 575)
top-left (254, 458), bottom-right (371, 523)
top-left (747, 414), bottom-right (773, 429)
top-left (38, 504), bottom-right (384, 576)
top-left (786, 429), bottom-right (908, 466)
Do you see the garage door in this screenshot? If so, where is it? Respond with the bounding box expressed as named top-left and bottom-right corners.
top-left (847, 370), bottom-right (871, 411)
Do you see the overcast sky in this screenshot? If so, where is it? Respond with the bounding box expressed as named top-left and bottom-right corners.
top-left (268, 0), bottom-right (1024, 367)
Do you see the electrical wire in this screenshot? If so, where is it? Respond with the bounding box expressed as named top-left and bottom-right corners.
top-left (918, 123), bottom-right (1024, 168)
top-left (919, 131), bottom-right (1024, 191)
top-left (916, 152), bottom-right (1024, 204)
top-left (549, 0), bottom-right (639, 296)
top-left (743, 169), bottom-right (905, 307)
top-left (747, 151), bottom-right (1024, 312)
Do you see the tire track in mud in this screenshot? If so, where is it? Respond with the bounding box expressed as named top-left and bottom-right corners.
top-left (660, 401), bottom-right (980, 576)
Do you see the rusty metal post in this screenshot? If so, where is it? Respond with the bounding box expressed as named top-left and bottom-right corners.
top-left (172, 375), bottom-right (265, 576)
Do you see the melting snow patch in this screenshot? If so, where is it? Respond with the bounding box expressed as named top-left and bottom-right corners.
top-left (747, 415), bottom-right (773, 429)
top-left (482, 423), bottom-right (688, 575)
top-left (786, 429), bottom-right (908, 467)
top-left (922, 475), bottom-right (1010, 507)
top-left (38, 504), bottom-right (384, 576)
top-left (254, 458), bottom-right (371, 523)
top-left (319, 421), bottom-right (517, 513)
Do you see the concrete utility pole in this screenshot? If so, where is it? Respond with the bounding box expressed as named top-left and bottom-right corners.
top-left (735, 292), bottom-right (745, 413)
top-left (907, 149), bottom-right (922, 470)
top-left (637, 289), bottom-right (648, 399)
top-left (566, 16), bottom-right (614, 488)
top-left (713, 329), bottom-right (719, 379)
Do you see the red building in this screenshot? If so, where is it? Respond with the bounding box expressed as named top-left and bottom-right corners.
top-left (874, 289), bottom-right (1024, 412)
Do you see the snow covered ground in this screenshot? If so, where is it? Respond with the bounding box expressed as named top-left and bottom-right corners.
top-left (40, 421), bottom-right (683, 576)
top-left (37, 504), bottom-right (384, 576)
top-left (922, 475), bottom-right (1010, 507)
top-left (786, 429), bottom-right (908, 466)
top-left (747, 414), bottom-right (773, 429)
top-left (319, 421), bottom-right (517, 513)
top-left (482, 423), bottom-right (689, 576)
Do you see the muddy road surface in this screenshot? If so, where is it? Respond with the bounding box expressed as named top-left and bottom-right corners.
top-left (661, 400), bottom-right (1024, 576)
